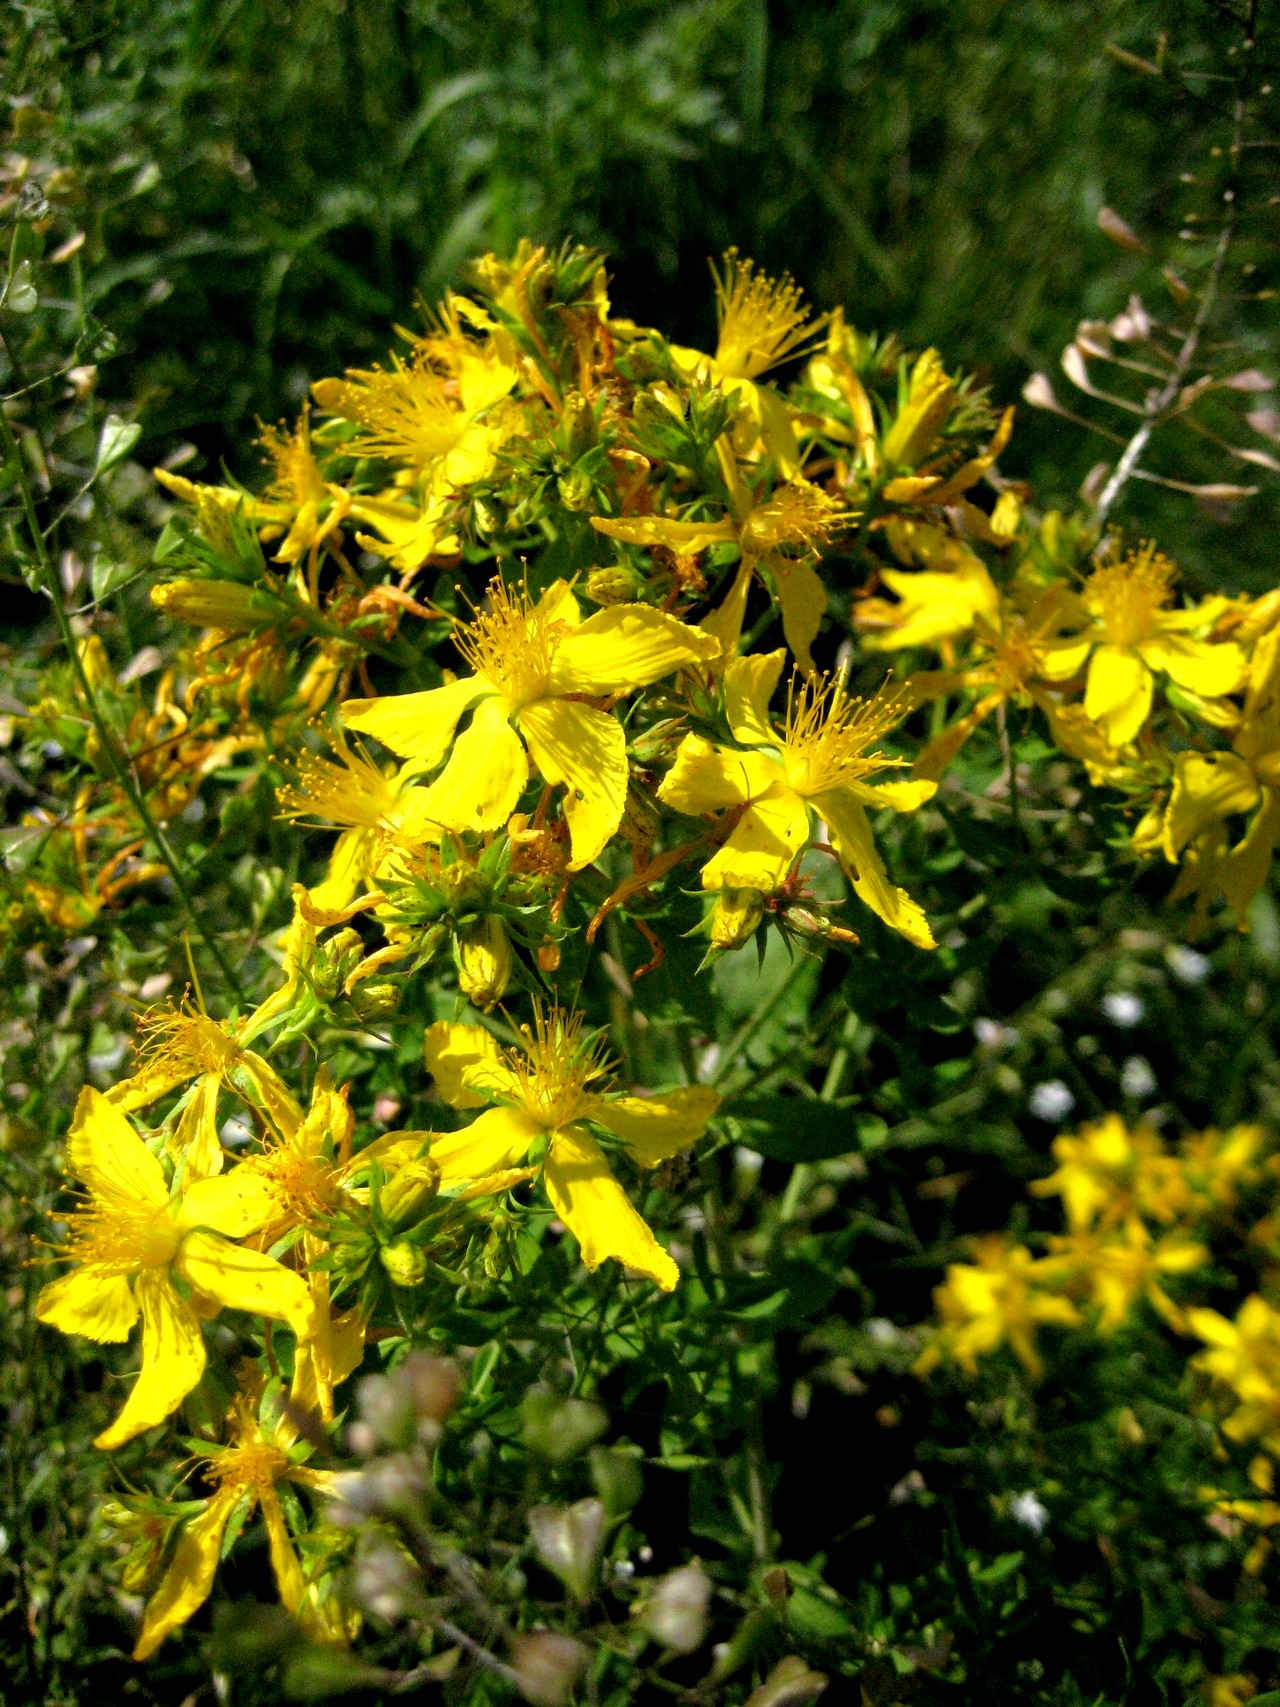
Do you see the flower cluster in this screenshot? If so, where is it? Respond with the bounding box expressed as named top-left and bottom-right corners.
top-left (917, 1111), bottom-right (1280, 1569)
top-left (29, 240), bottom-right (1280, 1666)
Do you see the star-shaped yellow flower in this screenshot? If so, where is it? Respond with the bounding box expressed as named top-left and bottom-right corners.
top-left (36, 1089), bottom-right (316, 1449)
top-left (657, 651), bottom-right (937, 947)
top-left (341, 577), bottom-right (719, 869)
top-left (422, 1006), bottom-right (720, 1290)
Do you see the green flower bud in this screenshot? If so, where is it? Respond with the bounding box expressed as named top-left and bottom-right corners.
top-left (379, 1157), bottom-right (440, 1231)
top-left (557, 466), bottom-right (595, 510)
top-left (150, 578), bottom-right (279, 633)
top-left (436, 862), bottom-right (493, 914)
top-left (348, 979), bottom-right (401, 1021)
top-left (585, 567), bottom-right (644, 605)
top-left (380, 1240), bottom-right (428, 1288)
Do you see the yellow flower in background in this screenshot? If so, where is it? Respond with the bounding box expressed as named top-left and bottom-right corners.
top-left (132, 1397), bottom-right (343, 1660)
top-left (1030, 1114), bottom-right (1189, 1233)
top-left (1189, 1295), bottom-right (1280, 1452)
top-left (855, 527), bottom-right (1001, 654)
top-left (341, 577), bottom-right (719, 869)
top-left (657, 651), bottom-right (936, 947)
top-left (1039, 546), bottom-right (1245, 746)
top-left (915, 1235), bottom-right (1080, 1380)
top-left (1049, 1216), bottom-right (1207, 1334)
top-left (422, 1006), bottom-right (720, 1290)
top-left (36, 1089), bottom-right (315, 1449)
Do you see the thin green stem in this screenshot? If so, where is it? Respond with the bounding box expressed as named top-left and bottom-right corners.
top-left (1, 407), bottom-right (246, 1002)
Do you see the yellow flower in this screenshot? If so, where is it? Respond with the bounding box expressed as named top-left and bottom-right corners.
top-left (1159, 626), bottom-right (1280, 925)
top-left (1029, 1114), bottom-right (1188, 1233)
top-left (277, 738), bottom-right (442, 911)
top-left (1040, 546), bottom-right (1245, 746)
top-left (668, 251), bottom-right (825, 477)
top-left (656, 651), bottom-right (937, 947)
top-left (1189, 1295), bottom-right (1280, 1451)
top-left (1049, 1216), bottom-right (1206, 1334)
top-left (340, 577), bottom-right (719, 869)
top-left (855, 527), bottom-right (1001, 653)
top-left (36, 1088), bottom-right (316, 1449)
top-left (132, 1397), bottom-right (343, 1660)
top-left (422, 1006), bottom-right (720, 1290)
top-left (916, 1234), bottom-right (1080, 1380)
top-left (591, 473), bottom-right (850, 673)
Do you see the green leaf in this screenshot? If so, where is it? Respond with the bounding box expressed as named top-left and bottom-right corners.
top-left (95, 414), bottom-right (142, 475)
top-left (723, 1096), bottom-right (883, 1162)
top-left (2, 259), bottom-right (38, 314)
top-left (90, 551), bottom-right (134, 601)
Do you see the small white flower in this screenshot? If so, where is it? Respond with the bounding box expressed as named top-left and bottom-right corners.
top-left (1102, 991), bottom-right (1144, 1028)
top-left (1010, 1490), bottom-right (1049, 1533)
top-left (975, 1018), bottom-right (1019, 1050)
top-left (1030, 1080), bottom-right (1075, 1121)
top-left (1166, 944), bottom-right (1210, 985)
top-left (1120, 1056), bottom-right (1156, 1099)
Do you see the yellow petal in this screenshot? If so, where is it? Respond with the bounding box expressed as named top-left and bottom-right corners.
top-left (234, 1051), bottom-right (306, 1143)
top-left (698, 558), bottom-right (754, 660)
top-left (550, 604), bottom-right (721, 695)
top-left (173, 1230), bottom-right (317, 1341)
top-left (700, 782), bottom-right (809, 891)
top-left (261, 1486), bottom-right (307, 1616)
top-left (724, 649), bottom-right (786, 746)
top-left (536, 579), bottom-right (582, 626)
top-left (418, 695), bottom-right (528, 831)
top-left (1084, 645), bottom-right (1152, 746)
top-left (1164, 751), bottom-right (1260, 858)
top-left (1036, 637), bottom-right (1093, 683)
top-left (543, 1124), bottom-right (678, 1290)
top-left (430, 1105), bottom-right (544, 1186)
top-left (587, 1086), bottom-right (721, 1166)
top-left (132, 1484), bottom-right (243, 1660)
top-left (861, 778), bottom-right (937, 813)
top-left (767, 553), bottom-right (827, 674)
top-left (424, 1021), bottom-right (513, 1108)
top-left (36, 1267), bottom-right (139, 1343)
top-left (94, 1270), bottom-right (206, 1450)
top-left (656, 734), bottom-right (779, 815)
top-left (171, 1077), bottom-right (224, 1183)
top-left (291, 1297), bottom-right (368, 1424)
top-left (518, 697), bottom-right (628, 868)
top-left (68, 1085), bottom-right (168, 1211)
top-left (340, 676), bottom-right (488, 768)
top-left (589, 514), bottom-right (736, 555)
top-left (1142, 634), bottom-right (1247, 699)
top-left (307, 827), bottom-right (373, 913)
top-left (1219, 786), bottom-right (1280, 919)
top-left (815, 787), bottom-right (936, 948)
top-left (177, 1168), bottom-right (280, 1240)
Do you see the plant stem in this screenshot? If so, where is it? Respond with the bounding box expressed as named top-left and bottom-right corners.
top-left (1, 407), bottom-right (247, 1002)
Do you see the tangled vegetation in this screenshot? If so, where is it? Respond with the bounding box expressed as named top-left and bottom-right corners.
top-left (5, 5), bottom-right (1280, 1706)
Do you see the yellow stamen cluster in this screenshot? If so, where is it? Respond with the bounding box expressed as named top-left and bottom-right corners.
top-left (500, 1003), bottom-right (613, 1129)
top-left (277, 743), bottom-right (400, 832)
top-left (313, 352), bottom-right (462, 472)
top-left (453, 578), bottom-right (567, 706)
top-left (1084, 544), bottom-right (1178, 647)
top-left (781, 674), bottom-right (909, 797)
top-left (712, 250), bottom-right (823, 381)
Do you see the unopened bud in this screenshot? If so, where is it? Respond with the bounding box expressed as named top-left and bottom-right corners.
top-left (348, 978), bottom-right (401, 1021)
top-left (456, 915), bottom-right (512, 1010)
top-left (709, 888), bottom-right (765, 951)
top-left (639, 1561), bottom-right (712, 1654)
top-left (557, 466), bottom-right (595, 510)
top-left (151, 577), bottom-right (278, 632)
top-left (379, 1155), bottom-right (440, 1231)
top-left (379, 1240), bottom-right (428, 1287)
top-left (436, 862), bottom-right (492, 913)
top-left (510, 1632), bottom-right (587, 1707)
top-left (528, 1499), bottom-right (605, 1601)
top-left (312, 927), bottom-right (364, 999)
top-left (585, 567), bottom-right (644, 605)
